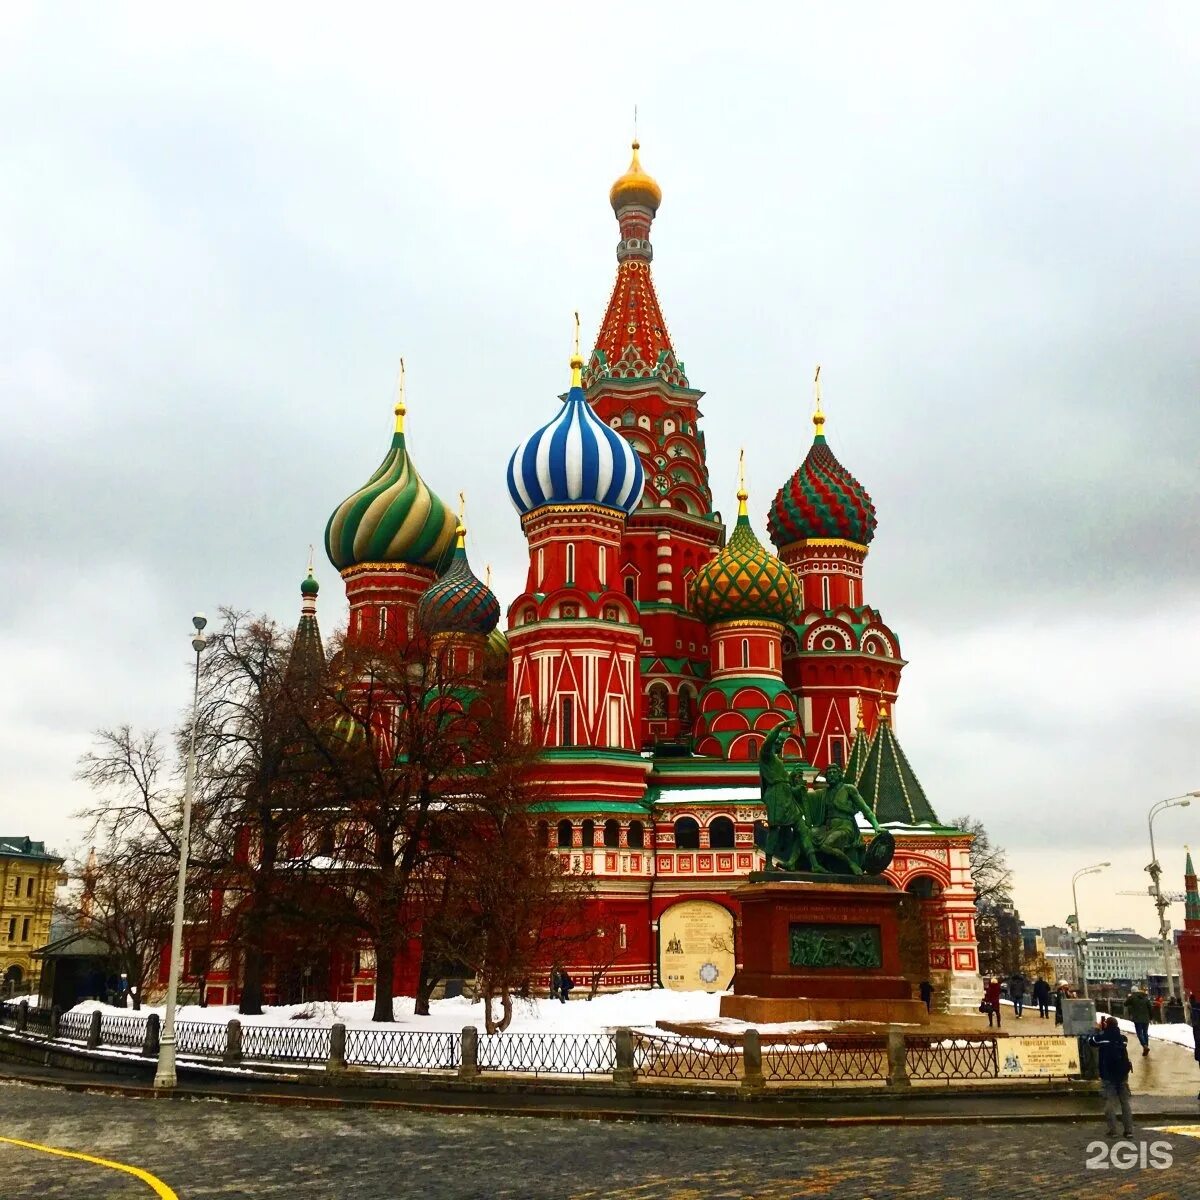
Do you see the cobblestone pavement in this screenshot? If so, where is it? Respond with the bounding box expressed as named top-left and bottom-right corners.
top-left (2, 1083), bottom-right (1200, 1200)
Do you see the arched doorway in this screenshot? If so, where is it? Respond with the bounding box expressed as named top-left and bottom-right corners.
top-left (659, 900), bottom-right (735, 992)
top-left (3, 965), bottom-right (23, 996)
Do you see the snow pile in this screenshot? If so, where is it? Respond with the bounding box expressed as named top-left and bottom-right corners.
top-left (69, 989), bottom-right (726, 1033)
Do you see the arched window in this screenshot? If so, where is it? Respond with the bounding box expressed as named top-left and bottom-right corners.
top-left (536, 820), bottom-right (550, 849)
top-left (741, 638), bottom-right (750, 668)
top-left (746, 736), bottom-right (759, 759)
top-left (709, 816), bottom-right (735, 849)
top-left (848, 579), bottom-right (857, 607)
top-left (648, 683), bottom-right (668, 719)
top-left (581, 819), bottom-right (595, 848)
top-left (673, 817), bottom-right (700, 850)
top-left (624, 575), bottom-right (637, 601)
top-left (627, 820), bottom-right (645, 849)
top-left (821, 575), bottom-right (831, 610)
top-left (677, 687), bottom-right (695, 730)
top-left (566, 543), bottom-right (576, 583)
top-left (603, 819), bottom-right (620, 848)
top-left (598, 547), bottom-right (607, 586)
top-left (537, 547), bottom-right (544, 587)
top-left (317, 824), bottom-right (335, 859)
top-left (905, 876), bottom-right (942, 900)
top-left (557, 819), bottom-right (573, 848)
top-left (379, 606), bottom-right (388, 638)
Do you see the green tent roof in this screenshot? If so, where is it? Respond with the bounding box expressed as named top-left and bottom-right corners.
top-left (854, 720), bottom-right (940, 825)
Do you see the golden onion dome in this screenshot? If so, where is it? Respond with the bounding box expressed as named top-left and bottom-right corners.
top-left (609, 140), bottom-right (662, 214)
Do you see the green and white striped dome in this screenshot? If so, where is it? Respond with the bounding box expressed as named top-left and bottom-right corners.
top-left (325, 389), bottom-right (456, 572)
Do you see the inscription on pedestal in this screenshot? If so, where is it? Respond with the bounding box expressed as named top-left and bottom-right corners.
top-left (788, 923), bottom-right (882, 969)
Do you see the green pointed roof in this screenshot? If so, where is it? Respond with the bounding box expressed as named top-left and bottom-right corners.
top-left (845, 723), bottom-right (872, 784)
top-left (855, 717), bottom-right (940, 825)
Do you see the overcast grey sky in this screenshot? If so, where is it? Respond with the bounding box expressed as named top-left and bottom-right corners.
top-left (2, 4), bottom-right (1197, 935)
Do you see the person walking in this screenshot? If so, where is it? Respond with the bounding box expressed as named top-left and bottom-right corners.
top-left (1189, 993), bottom-right (1200, 1100)
top-left (1086, 1015), bottom-right (1135, 1139)
top-left (919, 979), bottom-right (934, 1014)
top-left (558, 970), bottom-right (573, 1003)
top-left (1054, 981), bottom-right (1069, 1026)
top-left (1010, 974), bottom-right (1026, 1018)
top-left (983, 976), bottom-right (1002, 1028)
top-left (1126, 985), bottom-right (1153, 1057)
top-left (1033, 976), bottom-right (1051, 1019)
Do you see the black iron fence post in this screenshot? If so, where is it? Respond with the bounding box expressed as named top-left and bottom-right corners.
top-left (143, 1013), bottom-right (160, 1057)
top-left (886, 1032), bottom-right (910, 1088)
top-left (741, 1028), bottom-right (764, 1089)
top-left (224, 1019), bottom-right (242, 1065)
top-left (49, 1006), bottom-right (61, 1040)
top-left (459, 1026), bottom-right (479, 1079)
top-left (16, 1000), bottom-right (27, 1033)
top-left (328, 1023), bottom-right (346, 1073)
top-left (87, 1010), bottom-right (102, 1050)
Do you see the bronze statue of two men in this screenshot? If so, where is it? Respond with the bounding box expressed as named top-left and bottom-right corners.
top-left (757, 723), bottom-right (894, 877)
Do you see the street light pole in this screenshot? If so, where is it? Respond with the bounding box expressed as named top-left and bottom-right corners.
top-left (154, 613), bottom-right (208, 1090)
top-left (1070, 862), bottom-right (1110, 1000)
top-left (1146, 793), bottom-right (1197, 1008)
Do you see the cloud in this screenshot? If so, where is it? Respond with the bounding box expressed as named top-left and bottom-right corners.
top-left (2, 5), bottom-right (1198, 936)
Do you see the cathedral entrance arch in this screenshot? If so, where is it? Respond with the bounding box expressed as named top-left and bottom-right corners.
top-left (658, 900), bottom-right (735, 992)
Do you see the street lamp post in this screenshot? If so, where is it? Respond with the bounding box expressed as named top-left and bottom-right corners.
top-left (1146, 793), bottom-right (1198, 1008)
top-left (1071, 862), bottom-right (1110, 1000)
top-left (154, 613), bottom-right (209, 1090)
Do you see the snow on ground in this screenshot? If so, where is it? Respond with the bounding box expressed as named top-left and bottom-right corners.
top-left (68, 989), bottom-right (725, 1033)
top-left (1096, 1012), bottom-right (1196, 1053)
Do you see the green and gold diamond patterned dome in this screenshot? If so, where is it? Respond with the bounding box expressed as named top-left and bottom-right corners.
top-left (691, 473), bottom-right (801, 626)
top-left (324, 370), bottom-right (457, 573)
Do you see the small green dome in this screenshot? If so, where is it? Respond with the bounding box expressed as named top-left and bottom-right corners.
top-left (300, 569), bottom-right (320, 596)
top-left (325, 394), bottom-right (456, 572)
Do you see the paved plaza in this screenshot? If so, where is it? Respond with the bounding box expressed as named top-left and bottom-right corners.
top-left (3, 1082), bottom-right (1200, 1200)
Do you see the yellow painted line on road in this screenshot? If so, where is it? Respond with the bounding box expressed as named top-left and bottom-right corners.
top-left (1152, 1125), bottom-right (1200, 1139)
top-left (0, 1135), bottom-right (178, 1198)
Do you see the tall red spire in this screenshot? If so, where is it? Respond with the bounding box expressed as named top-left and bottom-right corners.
top-left (584, 141), bottom-right (688, 390)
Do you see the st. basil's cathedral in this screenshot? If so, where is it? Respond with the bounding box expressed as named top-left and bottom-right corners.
top-left (205, 141), bottom-right (981, 1012)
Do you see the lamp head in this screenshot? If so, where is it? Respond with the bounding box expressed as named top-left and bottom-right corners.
top-left (192, 613), bottom-right (208, 633)
top-left (1180, 799), bottom-right (1192, 808)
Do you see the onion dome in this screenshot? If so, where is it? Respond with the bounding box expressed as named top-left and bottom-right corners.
top-left (325, 369), bottom-right (457, 572)
top-left (300, 568), bottom-right (319, 597)
top-left (417, 519), bottom-right (500, 637)
top-left (691, 468), bottom-right (801, 625)
top-left (507, 340), bottom-right (645, 517)
top-left (609, 140), bottom-right (662, 214)
top-left (768, 378), bottom-right (877, 550)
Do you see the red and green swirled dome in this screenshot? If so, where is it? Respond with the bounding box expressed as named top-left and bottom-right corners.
top-left (417, 525), bottom-right (501, 637)
top-left (325, 393), bottom-right (457, 572)
top-left (768, 411), bottom-right (877, 550)
top-left (691, 490), bottom-right (801, 625)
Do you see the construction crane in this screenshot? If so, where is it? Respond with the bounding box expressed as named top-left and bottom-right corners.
top-left (1116, 888), bottom-right (1187, 902)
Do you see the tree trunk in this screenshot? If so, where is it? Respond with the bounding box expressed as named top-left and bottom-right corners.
top-left (372, 938), bottom-right (395, 1022)
top-left (240, 939), bottom-right (265, 1015)
top-left (414, 944), bottom-right (438, 1017)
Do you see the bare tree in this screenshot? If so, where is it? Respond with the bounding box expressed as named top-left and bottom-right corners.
top-left (949, 814), bottom-right (1022, 978)
top-left (60, 836), bottom-right (179, 1009)
top-left (193, 609), bottom-right (324, 1015)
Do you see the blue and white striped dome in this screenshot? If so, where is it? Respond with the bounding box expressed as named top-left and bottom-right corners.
top-left (506, 381), bottom-right (645, 517)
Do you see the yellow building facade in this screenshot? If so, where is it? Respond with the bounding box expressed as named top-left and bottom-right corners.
top-left (0, 837), bottom-right (64, 996)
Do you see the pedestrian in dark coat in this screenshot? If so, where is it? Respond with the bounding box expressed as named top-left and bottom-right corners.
top-left (1126, 987), bottom-right (1153, 1056)
top-left (919, 979), bottom-right (934, 1013)
top-left (1054, 982), bottom-right (1068, 1025)
top-left (1190, 994), bottom-right (1200, 1100)
top-left (558, 970), bottom-right (573, 1003)
top-left (1086, 1016), bottom-right (1134, 1138)
top-left (548, 968), bottom-right (560, 1001)
top-left (983, 977), bottom-right (1002, 1028)
top-left (1032, 976), bottom-right (1051, 1019)
top-left (1010, 974), bottom-right (1026, 1018)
